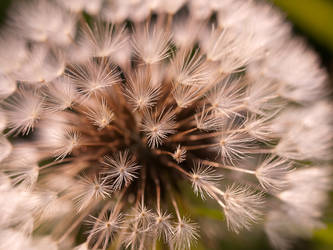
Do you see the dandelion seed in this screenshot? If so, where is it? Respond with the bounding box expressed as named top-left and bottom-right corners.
top-left (207, 77), bottom-right (244, 117)
top-left (245, 113), bottom-right (277, 141)
top-left (195, 104), bottom-right (224, 131)
top-left (83, 21), bottom-right (128, 58)
top-left (278, 167), bottom-right (332, 215)
top-left (86, 210), bottom-right (123, 243)
top-left (265, 167), bottom-right (332, 249)
top-left (14, 44), bottom-right (65, 83)
top-left (85, 98), bottom-right (114, 129)
top-left (153, 211), bottom-right (173, 242)
top-left (141, 109), bottom-right (176, 148)
top-left (132, 23), bottom-right (171, 64)
top-left (217, 130), bottom-right (254, 165)
top-left (171, 49), bottom-right (211, 86)
top-left (245, 78), bottom-right (282, 115)
top-left (172, 217), bottom-right (199, 250)
top-left (103, 151), bottom-right (141, 190)
top-left (1, 142), bottom-right (40, 168)
top-left (191, 161), bottom-right (223, 199)
top-left (5, 164), bottom-right (39, 190)
top-left (3, 88), bottom-right (44, 135)
top-left (43, 76), bottom-right (77, 112)
top-left (123, 68), bottom-right (161, 111)
top-left (223, 184), bottom-right (264, 233)
top-left (9, 0), bottom-right (77, 45)
top-left (68, 59), bottom-right (120, 100)
top-left (172, 83), bottom-right (203, 108)
top-left (173, 145), bottom-right (187, 163)
top-left (121, 203), bottom-right (154, 248)
top-left (205, 28), bottom-right (240, 62)
top-left (74, 175), bottom-right (112, 212)
top-left (51, 129), bottom-right (81, 160)
top-left (129, 203), bottom-right (154, 231)
top-left (255, 157), bottom-right (294, 191)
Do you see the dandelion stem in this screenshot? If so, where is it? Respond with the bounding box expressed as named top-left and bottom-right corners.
top-left (171, 194), bottom-right (181, 221)
top-left (169, 127), bottom-right (197, 141)
top-left (153, 149), bottom-right (173, 157)
top-left (165, 160), bottom-right (191, 178)
top-left (183, 143), bottom-right (219, 151)
top-left (180, 128), bottom-right (247, 142)
top-left (152, 169), bottom-right (161, 212)
top-left (39, 158), bottom-right (73, 170)
top-left (200, 159), bottom-right (256, 175)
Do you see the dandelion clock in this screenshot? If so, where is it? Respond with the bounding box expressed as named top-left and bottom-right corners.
top-left (0, 0), bottom-right (332, 249)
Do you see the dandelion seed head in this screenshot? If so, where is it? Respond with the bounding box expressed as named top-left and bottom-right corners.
top-left (0, 0), bottom-right (332, 249)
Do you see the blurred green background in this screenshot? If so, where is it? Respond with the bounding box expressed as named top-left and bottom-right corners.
top-left (0, 0), bottom-right (332, 249)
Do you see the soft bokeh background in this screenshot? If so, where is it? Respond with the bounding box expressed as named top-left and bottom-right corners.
top-left (0, 0), bottom-right (332, 249)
